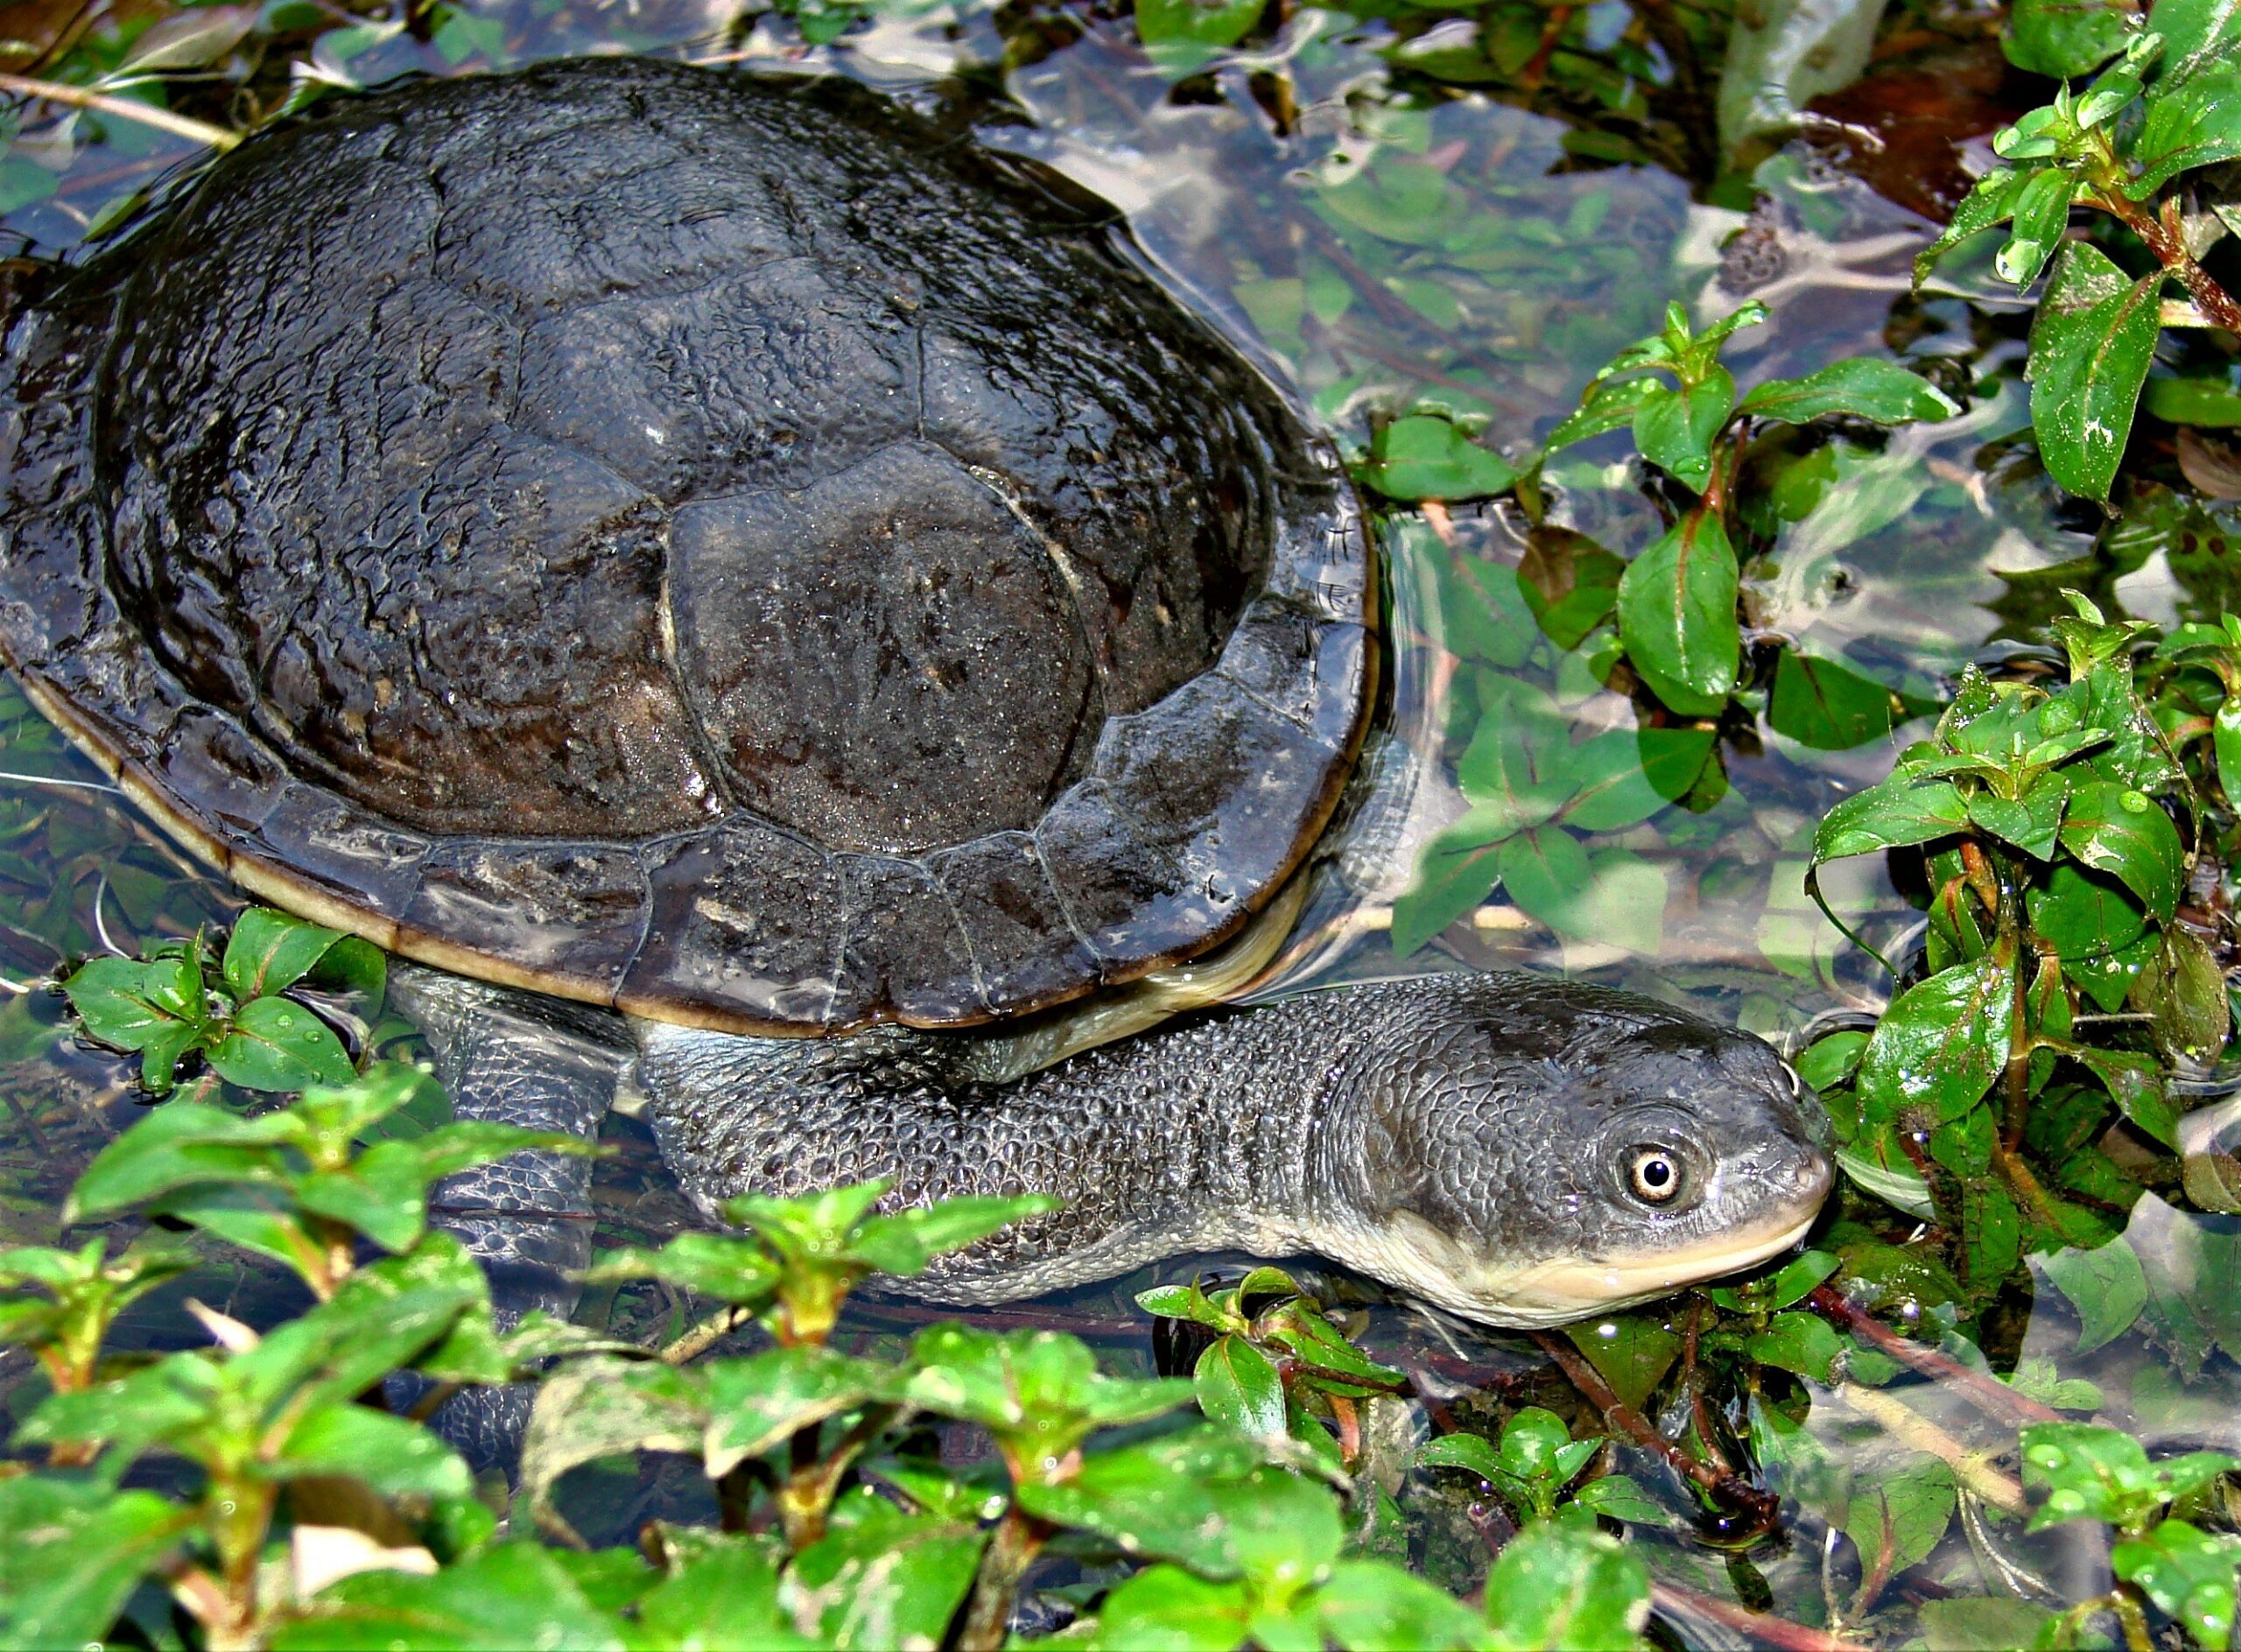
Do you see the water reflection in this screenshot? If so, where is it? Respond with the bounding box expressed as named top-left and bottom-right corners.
top-left (5, 0), bottom-right (2239, 1634)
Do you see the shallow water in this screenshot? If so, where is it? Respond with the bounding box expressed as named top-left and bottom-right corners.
top-left (4, 0), bottom-right (2239, 1639)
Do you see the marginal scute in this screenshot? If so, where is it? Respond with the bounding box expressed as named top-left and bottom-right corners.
top-left (405, 842), bottom-right (651, 999)
top-left (0, 57), bottom-right (1373, 1034)
top-left (927, 831), bottom-right (1100, 1014)
top-left (622, 820), bottom-right (847, 1029)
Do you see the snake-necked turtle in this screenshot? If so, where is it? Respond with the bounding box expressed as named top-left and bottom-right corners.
top-left (0, 57), bottom-right (1830, 1421)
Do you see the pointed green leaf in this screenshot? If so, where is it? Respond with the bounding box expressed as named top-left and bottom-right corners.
top-left (1857, 955), bottom-right (2019, 1124)
top-left (1615, 510), bottom-right (1739, 714)
top-left (1739, 359), bottom-right (1959, 427)
top-left (2005, 0), bottom-right (2139, 76)
top-left (1361, 414), bottom-right (1517, 503)
top-left (2060, 779), bottom-right (2185, 919)
top-left (2027, 243), bottom-right (2166, 499)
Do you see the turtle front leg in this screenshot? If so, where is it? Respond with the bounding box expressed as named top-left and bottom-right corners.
top-left (385, 965), bottom-right (629, 1468)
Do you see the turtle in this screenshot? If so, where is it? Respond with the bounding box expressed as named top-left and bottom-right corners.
top-left (0, 55), bottom-right (1831, 1446)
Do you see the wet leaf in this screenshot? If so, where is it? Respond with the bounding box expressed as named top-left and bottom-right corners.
top-left (2128, 924), bottom-right (2230, 1062)
top-left (1632, 370), bottom-right (1733, 491)
top-left (786, 1489), bottom-right (986, 1648)
top-left (850, 1193), bottom-right (1060, 1276)
top-left (586, 1232), bottom-right (780, 1306)
top-left (2041, 1237), bottom-right (2151, 1353)
top-left (276, 1542), bottom-right (627, 1650)
top-left (1314, 1560), bottom-right (1493, 1650)
top-left (1813, 777), bottom-right (1969, 861)
top-left (1739, 359), bottom-right (1959, 426)
top-left (2022, 1421), bottom-right (2237, 1530)
top-left (2214, 696), bottom-right (2241, 810)
top-left (1393, 819), bottom-right (1508, 959)
top-left (2028, 243), bottom-right (2166, 500)
top-left (2028, 864), bottom-right (2150, 971)
top-left (1999, 166), bottom-right (2083, 290)
top-left (1517, 528), bottom-right (1624, 651)
top-left (1844, 1456), bottom-right (1955, 1575)
top-left (1543, 376), bottom-right (1661, 457)
top-left (518, 1358), bottom-right (709, 1523)
top-left (1194, 1335), bottom-right (1287, 1439)
top-left (1968, 774), bottom-right (2069, 861)
top-left (2004, 0), bottom-right (2139, 75)
top-left (1916, 1597), bottom-right (2057, 1650)
top-left (1361, 414), bottom-right (1517, 503)
top-left (1914, 165), bottom-right (2034, 286)
top-left (0, 1477), bottom-right (189, 1650)
top-left (210, 995), bottom-right (356, 1091)
top-left (1555, 730), bottom-right (1677, 832)
top-left (1566, 1474), bottom-right (1667, 1526)
top-left (2152, 0), bottom-right (2241, 86)
top-left (1615, 510), bottom-right (1739, 715)
top-left (1747, 1312), bottom-right (1844, 1381)
top-left (116, 4), bottom-right (259, 71)
top-left (2127, 64), bottom-right (2241, 194)
top-left (1857, 954), bottom-right (2018, 1124)
top-left (2112, 1518), bottom-right (2241, 1649)
top-left (1563, 1315), bottom-right (1680, 1412)
top-left (1479, 1522), bottom-right (1650, 1650)
top-left (2060, 780), bottom-right (2185, 920)
top-left (1497, 827), bottom-right (1592, 937)
top-left (1716, 0), bottom-right (1889, 164)
top-left (702, 1346), bottom-right (895, 1475)
top-left (1093, 1564), bottom-right (1250, 1648)
top-left (1769, 650), bottom-right (1898, 749)
top-left (630, 1539), bottom-right (811, 1651)
top-left (903, 1326), bottom-right (1189, 1475)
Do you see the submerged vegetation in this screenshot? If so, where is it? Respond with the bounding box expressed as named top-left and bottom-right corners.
top-left (4, 0), bottom-right (2241, 1641)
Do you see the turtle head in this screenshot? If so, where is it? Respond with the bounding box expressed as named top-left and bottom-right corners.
top-left (1310, 976), bottom-right (1832, 1327)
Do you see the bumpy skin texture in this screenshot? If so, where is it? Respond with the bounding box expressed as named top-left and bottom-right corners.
top-left (636, 973), bottom-right (1833, 1316)
top-left (0, 57), bottom-right (1369, 1035)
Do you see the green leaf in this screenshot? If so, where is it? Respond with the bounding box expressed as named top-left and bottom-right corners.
top-left (703, 1346), bottom-right (896, 1476)
top-left (587, 1231), bottom-right (781, 1306)
top-left (2021, 1421), bottom-right (2236, 1530)
top-left (1479, 1524), bottom-right (1650, 1651)
top-left (851, 1193), bottom-right (1061, 1275)
top-left (2113, 1519), bottom-right (2241, 1650)
top-left (788, 1489), bottom-right (987, 1648)
top-left (2041, 1237), bottom-right (2151, 1353)
top-left (1563, 1315), bottom-right (1680, 1413)
top-left (2027, 243), bottom-right (2166, 500)
top-left (1392, 819), bottom-right (1508, 959)
top-left (1746, 1311), bottom-right (1845, 1381)
top-left (276, 1542), bottom-right (627, 1650)
top-left (1361, 415), bottom-right (1518, 502)
top-left (210, 995), bottom-right (358, 1091)
top-left (1797, 1031), bottom-right (1867, 1093)
top-left (2028, 862), bottom-right (2150, 965)
top-left (2060, 779), bottom-right (2185, 920)
top-left (2127, 64), bottom-right (2241, 193)
top-left (1768, 650), bottom-right (1900, 750)
top-left (1517, 529), bottom-right (1625, 652)
top-left (222, 907), bottom-right (348, 1001)
top-left (518, 1357), bottom-right (710, 1525)
top-left (1542, 376), bottom-right (1661, 458)
top-left (1135, 0), bottom-right (1264, 52)
top-left (903, 1326), bottom-right (1190, 1475)
top-left (1739, 359), bottom-right (1959, 427)
top-left (0, 1477), bottom-right (191, 1650)
top-left (2129, 924), bottom-right (2230, 1062)
top-left (1914, 165), bottom-right (2034, 286)
top-left (1194, 1335), bottom-right (1289, 1439)
top-left (274, 1402), bottom-right (475, 1501)
top-left (1968, 773), bottom-right (2069, 861)
top-left (60, 954), bottom-right (209, 1090)
top-left (1416, 1431), bottom-right (1513, 1486)
top-left (1094, 1565), bottom-right (1251, 1651)
top-left (2214, 697), bottom-right (2241, 811)
top-left (1916, 1599), bottom-right (2057, 1652)
top-left (2073, 1045), bottom-right (2181, 1148)
top-left (1632, 369), bottom-right (1734, 490)
top-left (1844, 1457), bottom-right (1956, 1577)
top-left (1314, 1559), bottom-right (1493, 1652)
top-left (2150, 0), bottom-right (2241, 85)
top-left (1615, 510), bottom-right (1739, 715)
top-left (1565, 1474), bottom-right (1668, 1527)
top-left (1558, 730), bottom-right (1681, 832)
top-left (2005, 0), bottom-right (2139, 75)
top-left (1999, 165), bottom-right (2083, 290)
top-left (1857, 955), bottom-right (2019, 1125)
top-left (1497, 828), bottom-right (1594, 938)
top-left (630, 1538), bottom-right (813, 1651)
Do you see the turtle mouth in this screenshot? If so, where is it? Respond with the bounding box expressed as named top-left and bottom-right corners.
top-left (1356, 1149), bottom-right (1832, 1329)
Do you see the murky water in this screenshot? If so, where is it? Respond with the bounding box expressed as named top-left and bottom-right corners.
top-left (4, 0), bottom-right (2237, 1637)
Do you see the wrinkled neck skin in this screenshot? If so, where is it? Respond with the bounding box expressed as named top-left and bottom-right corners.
top-left (634, 990), bottom-right (1343, 1304)
top-left (630, 972), bottom-right (1833, 1323)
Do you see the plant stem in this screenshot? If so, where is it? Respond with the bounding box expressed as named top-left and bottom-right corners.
top-left (1830, 1381), bottom-right (2028, 1516)
top-left (0, 71), bottom-right (239, 149)
top-left (2091, 186), bottom-right (2241, 335)
top-left (958, 1505), bottom-right (1050, 1652)
top-left (1530, 1332), bottom-right (1779, 1531)
top-left (1647, 1581), bottom-right (1861, 1651)
top-left (1805, 1286), bottom-right (2059, 1427)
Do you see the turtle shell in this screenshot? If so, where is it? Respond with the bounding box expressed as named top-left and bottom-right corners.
top-left (0, 57), bottom-right (1371, 1034)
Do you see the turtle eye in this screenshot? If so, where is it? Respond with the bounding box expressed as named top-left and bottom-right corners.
top-left (1627, 1147), bottom-right (1684, 1206)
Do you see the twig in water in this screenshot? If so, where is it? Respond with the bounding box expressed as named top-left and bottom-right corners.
top-left (1530, 1330), bottom-right (1780, 1533)
top-left (0, 70), bottom-right (239, 149)
top-left (1650, 1580), bottom-right (1861, 1652)
top-left (1806, 1286), bottom-right (2058, 1429)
